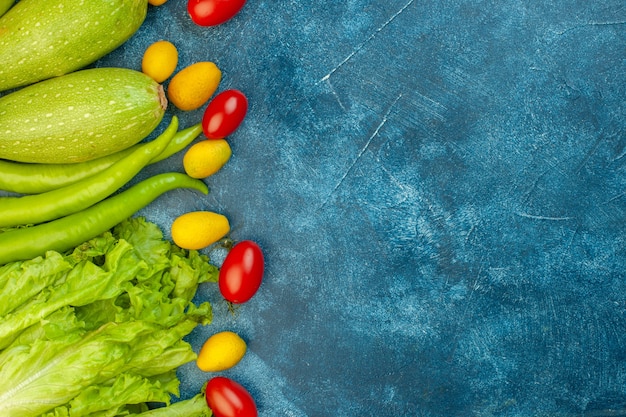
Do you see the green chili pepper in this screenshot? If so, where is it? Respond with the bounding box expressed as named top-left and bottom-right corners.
top-left (0, 123), bottom-right (202, 195)
top-left (0, 116), bottom-right (180, 228)
top-left (150, 123), bottom-right (203, 164)
top-left (0, 172), bottom-right (208, 265)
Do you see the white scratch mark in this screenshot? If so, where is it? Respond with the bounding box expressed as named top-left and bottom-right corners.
top-left (515, 212), bottom-right (574, 221)
top-left (319, 94), bottom-right (403, 209)
top-left (325, 78), bottom-right (347, 111)
top-left (413, 90), bottom-right (447, 122)
top-left (605, 191), bottom-right (626, 204)
top-left (613, 146), bottom-right (626, 162)
top-left (466, 224), bottom-right (477, 243)
top-left (317, 0), bottom-right (416, 83)
top-left (577, 134), bottom-right (606, 174)
top-left (555, 20), bottom-right (626, 35)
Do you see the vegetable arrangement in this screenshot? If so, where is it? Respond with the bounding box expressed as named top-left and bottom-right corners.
top-left (0, 0), bottom-right (262, 415)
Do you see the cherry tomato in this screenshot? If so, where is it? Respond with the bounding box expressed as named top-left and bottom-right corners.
top-left (202, 89), bottom-right (248, 139)
top-left (188, 0), bottom-right (246, 27)
top-left (205, 376), bottom-right (258, 417)
top-left (219, 240), bottom-right (264, 304)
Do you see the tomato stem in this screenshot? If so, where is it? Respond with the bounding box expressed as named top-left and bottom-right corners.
top-left (226, 301), bottom-right (240, 316)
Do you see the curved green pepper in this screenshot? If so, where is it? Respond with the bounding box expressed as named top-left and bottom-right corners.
top-left (0, 123), bottom-right (202, 195)
top-left (0, 117), bottom-right (180, 228)
top-left (0, 172), bottom-right (208, 265)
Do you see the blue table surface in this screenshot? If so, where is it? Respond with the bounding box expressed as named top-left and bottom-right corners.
top-left (6, 0), bottom-right (626, 415)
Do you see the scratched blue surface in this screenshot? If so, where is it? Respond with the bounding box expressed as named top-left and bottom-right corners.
top-left (7, 0), bottom-right (626, 415)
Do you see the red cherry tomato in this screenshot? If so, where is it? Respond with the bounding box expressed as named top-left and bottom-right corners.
top-left (188, 0), bottom-right (246, 27)
top-left (219, 240), bottom-right (264, 304)
top-left (206, 376), bottom-right (258, 417)
top-left (202, 89), bottom-right (248, 139)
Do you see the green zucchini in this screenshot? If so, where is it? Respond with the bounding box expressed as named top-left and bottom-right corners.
top-left (0, 0), bottom-right (13, 18)
top-left (0, 0), bottom-right (147, 92)
top-left (0, 67), bottom-right (167, 164)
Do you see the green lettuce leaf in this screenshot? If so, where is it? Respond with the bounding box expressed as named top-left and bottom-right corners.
top-left (45, 372), bottom-right (180, 417)
top-left (0, 239), bottom-right (145, 349)
top-left (3, 306), bottom-right (85, 351)
top-left (0, 217), bottom-right (219, 417)
top-left (136, 393), bottom-right (212, 417)
top-left (0, 251), bottom-right (71, 318)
